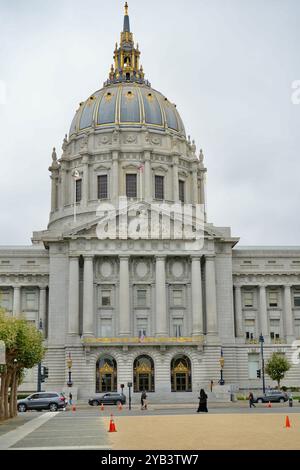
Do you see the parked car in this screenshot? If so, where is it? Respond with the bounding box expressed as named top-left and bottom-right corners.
top-left (88, 393), bottom-right (126, 406)
top-left (17, 392), bottom-right (67, 412)
top-left (254, 390), bottom-right (289, 404)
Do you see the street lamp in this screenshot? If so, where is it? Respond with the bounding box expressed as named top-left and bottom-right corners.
top-left (37, 319), bottom-right (43, 392)
top-left (259, 333), bottom-right (266, 395)
top-left (67, 352), bottom-right (73, 387)
top-left (219, 348), bottom-right (225, 385)
top-left (127, 382), bottom-right (132, 410)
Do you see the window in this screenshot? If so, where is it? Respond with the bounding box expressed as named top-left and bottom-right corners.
top-left (0, 289), bottom-right (12, 309)
top-left (294, 319), bottom-right (300, 339)
top-left (98, 175), bottom-right (108, 200)
top-left (179, 180), bottom-right (185, 203)
top-left (243, 260), bottom-right (252, 264)
top-left (155, 175), bottom-right (164, 200)
top-left (126, 174), bottom-right (137, 198)
top-left (248, 354), bottom-right (259, 379)
top-left (100, 319), bottom-right (112, 337)
top-left (243, 292), bottom-right (254, 308)
top-left (268, 291), bottom-right (278, 308)
top-left (101, 291), bottom-right (111, 306)
top-left (133, 355), bottom-right (155, 392)
top-left (76, 179), bottom-right (82, 202)
top-left (137, 289), bottom-right (147, 307)
top-left (137, 318), bottom-right (148, 338)
top-left (25, 291), bottom-right (36, 310)
top-left (270, 319), bottom-right (280, 342)
top-left (173, 290), bottom-right (183, 306)
top-left (96, 356), bottom-right (117, 393)
top-left (173, 318), bottom-right (183, 337)
top-left (171, 355), bottom-right (192, 392)
top-left (245, 319), bottom-right (255, 341)
top-left (293, 293), bottom-right (300, 307)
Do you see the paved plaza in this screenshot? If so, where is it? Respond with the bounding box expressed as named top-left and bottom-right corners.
top-left (0, 405), bottom-right (299, 450)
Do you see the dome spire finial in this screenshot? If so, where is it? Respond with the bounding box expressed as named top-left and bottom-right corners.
top-left (104, 3), bottom-right (150, 87)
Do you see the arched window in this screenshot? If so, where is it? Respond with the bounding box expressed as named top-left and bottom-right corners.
top-left (133, 355), bottom-right (155, 392)
top-left (171, 355), bottom-right (192, 392)
top-left (96, 356), bottom-right (117, 393)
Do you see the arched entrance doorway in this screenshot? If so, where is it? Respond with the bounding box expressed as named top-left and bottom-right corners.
top-left (133, 355), bottom-right (155, 392)
top-left (96, 356), bottom-right (117, 393)
top-left (171, 355), bottom-right (192, 392)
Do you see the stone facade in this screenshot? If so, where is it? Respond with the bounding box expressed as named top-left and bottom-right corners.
top-left (1, 6), bottom-right (299, 401)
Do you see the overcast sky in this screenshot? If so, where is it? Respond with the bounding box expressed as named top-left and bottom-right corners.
top-left (0, 0), bottom-right (299, 246)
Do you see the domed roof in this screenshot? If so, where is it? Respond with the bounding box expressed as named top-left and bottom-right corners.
top-left (69, 83), bottom-right (186, 137)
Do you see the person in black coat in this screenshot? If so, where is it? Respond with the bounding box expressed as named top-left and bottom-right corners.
top-left (197, 389), bottom-right (208, 412)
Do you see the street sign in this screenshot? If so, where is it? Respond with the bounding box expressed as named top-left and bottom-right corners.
top-left (0, 341), bottom-right (5, 364)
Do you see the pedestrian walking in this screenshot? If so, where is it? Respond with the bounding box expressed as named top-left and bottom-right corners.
top-left (248, 391), bottom-right (256, 408)
top-left (197, 389), bottom-right (208, 413)
top-left (69, 392), bottom-right (73, 406)
top-left (141, 390), bottom-right (147, 410)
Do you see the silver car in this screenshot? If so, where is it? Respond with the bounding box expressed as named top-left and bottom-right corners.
top-left (17, 392), bottom-right (67, 412)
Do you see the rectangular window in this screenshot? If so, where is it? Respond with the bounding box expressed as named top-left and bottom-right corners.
top-left (98, 175), bottom-right (108, 200)
top-left (100, 319), bottom-right (112, 337)
top-left (137, 289), bottom-right (147, 307)
top-left (173, 318), bottom-right (183, 337)
top-left (294, 294), bottom-right (300, 307)
top-left (75, 179), bottom-right (82, 202)
top-left (248, 353), bottom-right (259, 379)
top-left (270, 319), bottom-right (280, 342)
top-left (137, 318), bottom-right (148, 338)
top-left (245, 319), bottom-right (255, 341)
top-left (25, 291), bottom-right (36, 310)
top-left (101, 291), bottom-right (111, 307)
top-left (173, 290), bottom-right (183, 306)
top-left (295, 319), bottom-right (300, 339)
top-left (155, 175), bottom-right (164, 200)
top-left (179, 180), bottom-right (185, 203)
top-left (268, 291), bottom-right (278, 308)
top-left (0, 289), bottom-right (12, 309)
top-left (126, 174), bottom-right (137, 198)
top-left (243, 292), bottom-right (254, 308)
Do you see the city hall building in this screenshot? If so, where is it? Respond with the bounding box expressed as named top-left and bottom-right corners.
top-left (0, 4), bottom-right (299, 401)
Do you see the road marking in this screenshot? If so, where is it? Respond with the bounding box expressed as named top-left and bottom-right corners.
top-left (11, 445), bottom-right (112, 450)
top-left (0, 412), bottom-right (59, 449)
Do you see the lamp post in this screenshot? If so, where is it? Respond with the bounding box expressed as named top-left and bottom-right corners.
top-left (259, 333), bottom-right (266, 395)
top-left (37, 319), bottom-right (43, 392)
top-left (67, 352), bottom-right (73, 387)
top-left (127, 382), bottom-right (132, 410)
top-left (219, 348), bottom-right (225, 385)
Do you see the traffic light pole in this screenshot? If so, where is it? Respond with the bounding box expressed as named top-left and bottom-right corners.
top-left (259, 334), bottom-right (266, 395)
top-left (37, 362), bottom-right (42, 392)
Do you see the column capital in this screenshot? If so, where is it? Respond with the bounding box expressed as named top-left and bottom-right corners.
top-left (119, 255), bottom-right (130, 261)
top-left (191, 255), bottom-right (201, 262)
top-left (12, 285), bottom-right (21, 290)
top-left (205, 254), bottom-right (216, 260)
top-left (83, 255), bottom-right (94, 261)
top-left (155, 255), bottom-right (166, 262)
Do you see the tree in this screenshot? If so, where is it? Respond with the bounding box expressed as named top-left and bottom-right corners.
top-left (0, 310), bottom-right (45, 421)
top-left (265, 353), bottom-right (291, 389)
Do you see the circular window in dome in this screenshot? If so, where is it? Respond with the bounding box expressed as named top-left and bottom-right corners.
top-left (105, 92), bottom-right (113, 102)
top-left (126, 90), bottom-right (134, 100)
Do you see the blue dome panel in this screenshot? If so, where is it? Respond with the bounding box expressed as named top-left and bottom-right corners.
top-left (120, 86), bottom-right (141, 123)
top-left (69, 112), bottom-right (78, 136)
top-left (97, 88), bottom-right (117, 125)
top-left (79, 97), bottom-right (96, 130)
top-left (141, 88), bottom-right (162, 126)
top-left (162, 100), bottom-right (179, 131)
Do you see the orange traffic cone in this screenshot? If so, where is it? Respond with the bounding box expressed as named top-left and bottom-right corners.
top-left (72, 404), bottom-right (76, 412)
top-left (285, 416), bottom-right (291, 428)
top-left (267, 401), bottom-right (272, 408)
top-left (118, 402), bottom-right (123, 411)
top-left (108, 414), bottom-right (117, 432)
top-left (100, 403), bottom-right (104, 411)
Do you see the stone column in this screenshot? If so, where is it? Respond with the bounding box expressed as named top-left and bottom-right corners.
top-left (192, 167), bottom-right (198, 204)
top-left (144, 151), bottom-right (151, 202)
top-left (39, 287), bottom-right (47, 330)
top-left (50, 174), bottom-right (58, 212)
top-left (205, 256), bottom-right (218, 339)
top-left (13, 286), bottom-right (21, 316)
top-left (83, 256), bottom-right (94, 337)
top-left (284, 285), bottom-right (295, 342)
top-left (199, 174), bottom-right (206, 222)
top-left (259, 285), bottom-right (269, 340)
top-left (82, 156), bottom-right (89, 206)
top-left (172, 157), bottom-right (179, 202)
top-left (191, 256), bottom-right (203, 335)
top-left (60, 166), bottom-right (66, 209)
top-left (155, 256), bottom-right (167, 336)
top-left (234, 285), bottom-right (244, 338)
top-left (119, 256), bottom-right (131, 336)
top-left (68, 257), bottom-right (79, 335)
top-left (112, 151), bottom-right (119, 203)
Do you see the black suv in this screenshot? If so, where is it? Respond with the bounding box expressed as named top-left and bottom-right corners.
top-left (88, 393), bottom-right (126, 406)
top-left (254, 390), bottom-right (289, 403)
top-left (17, 392), bottom-right (67, 412)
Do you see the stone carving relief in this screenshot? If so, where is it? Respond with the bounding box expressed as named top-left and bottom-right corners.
top-left (125, 134), bottom-right (137, 144)
top-left (132, 258), bottom-right (152, 280)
